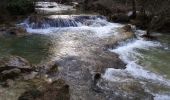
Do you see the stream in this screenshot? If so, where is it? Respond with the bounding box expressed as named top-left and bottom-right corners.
top-left (0, 2), bottom-right (170, 100)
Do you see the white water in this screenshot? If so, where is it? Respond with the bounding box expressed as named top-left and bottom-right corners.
top-left (103, 32), bottom-right (170, 99)
top-left (25, 17), bottom-right (123, 37)
top-left (24, 2), bottom-right (170, 99)
top-left (35, 2), bottom-right (75, 13)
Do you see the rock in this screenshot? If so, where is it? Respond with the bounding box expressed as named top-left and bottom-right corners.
top-left (117, 25), bottom-right (135, 39)
top-left (93, 50), bottom-right (126, 73)
top-left (7, 26), bottom-right (27, 36)
top-left (37, 61), bottom-right (59, 76)
top-left (46, 62), bottom-right (58, 75)
top-left (0, 56), bottom-right (32, 72)
top-left (41, 79), bottom-right (70, 100)
top-left (18, 89), bottom-right (42, 100)
top-left (18, 79), bottom-right (70, 100)
top-left (23, 72), bottom-right (38, 80)
top-left (0, 68), bottom-right (21, 81)
top-left (0, 56), bottom-right (34, 81)
top-left (141, 34), bottom-right (157, 40)
top-left (122, 24), bottom-right (133, 32)
top-left (2, 79), bottom-right (14, 87)
top-left (48, 6), bottom-right (55, 8)
top-left (103, 25), bottom-right (135, 51)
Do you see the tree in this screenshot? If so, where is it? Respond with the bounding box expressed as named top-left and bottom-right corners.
top-left (137, 0), bottom-right (170, 35)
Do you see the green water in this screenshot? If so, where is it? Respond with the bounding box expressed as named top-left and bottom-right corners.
top-left (139, 34), bottom-right (170, 79)
top-left (0, 34), bottom-right (54, 64)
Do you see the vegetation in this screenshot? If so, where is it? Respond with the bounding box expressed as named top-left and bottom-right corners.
top-left (0, 0), bottom-right (35, 23)
top-left (6, 0), bottom-right (35, 15)
top-left (82, 0), bottom-right (170, 34)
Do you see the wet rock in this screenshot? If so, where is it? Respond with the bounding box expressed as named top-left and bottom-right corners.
top-left (1, 68), bottom-right (21, 81)
top-left (36, 61), bottom-right (58, 76)
top-left (141, 34), bottom-right (157, 40)
top-left (117, 25), bottom-right (135, 39)
top-left (48, 6), bottom-right (55, 8)
top-left (41, 80), bottom-right (70, 100)
top-left (18, 89), bottom-right (42, 100)
top-left (93, 50), bottom-right (126, 73)
top-left (18, 79), bottom-right (70, 100)
top-left (94, 73), bottom-right (101, 80)
top-left (23, 72), bottom-right (38, 80)
top-left (7, 26), bottom-right (27, 36)
top-left (46, 62), bottom-right (58, 75)
top-left (0, 56), bottom-right (34, 81)
top-left (103, 25), bottom-right (135, 51)
top-left (0, 56), bottom-right (32, 72)
top-left (92, 73), bottom-right (103, 93)
top-left (2, 79), bottom-right (15, 87)
top-left (122, 24), bottom-right (133, 32)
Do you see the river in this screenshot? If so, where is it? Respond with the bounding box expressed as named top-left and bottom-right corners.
top-left (0, 2), bottom-right (170, 100)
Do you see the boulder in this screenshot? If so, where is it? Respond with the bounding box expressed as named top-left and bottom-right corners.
top-left (18, 79), bottom-right (70, 100)
top-left (0, 56), bottom-right (32, 72)
top-left (0, 56), bottom-right (34, 81)
top-left (117, 25), bottom-right (135, 39)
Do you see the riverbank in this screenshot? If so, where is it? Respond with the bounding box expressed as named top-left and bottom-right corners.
top-left (76, 0), bottom-right (170, 34)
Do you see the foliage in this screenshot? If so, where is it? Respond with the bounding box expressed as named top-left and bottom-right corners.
top-left (6, 0), bottom-right (35, 15)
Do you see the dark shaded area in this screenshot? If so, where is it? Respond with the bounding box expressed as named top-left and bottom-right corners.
top-left (18, 79), bottom-right (70, 100)
top-left (0, 0), bottom-right (35, 24)
top-left (79, 0), bottom-right (170, 34)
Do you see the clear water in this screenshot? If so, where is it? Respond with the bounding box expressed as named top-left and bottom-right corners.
top-left (107, 33), bottom-right (170, 99)
top-left (0, 35), bottom-right (53, 64)
top-left (0, 1), bottom-right (170, 99)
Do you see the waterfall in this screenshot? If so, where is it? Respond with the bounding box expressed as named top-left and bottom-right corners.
top-left (23, 15), bottom-right (107, 29)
